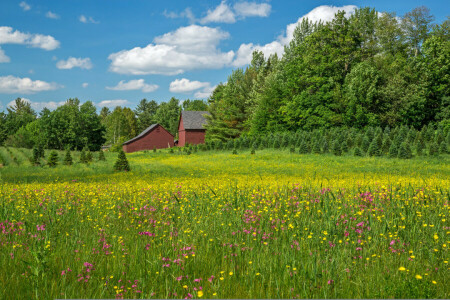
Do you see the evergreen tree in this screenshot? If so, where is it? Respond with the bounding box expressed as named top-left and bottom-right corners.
top-left (354, 147), bottom-right (363, 156)
top-left (32, 147), bottom-right (40, 166)
top-left (439, 141), bottom-right (448, 154)
top-left (98, 151), bottom-right (106, 161)
top-left (63, 148), bottom-right (73, 165)
top-left (361, 136), bottom-right (371, 153)
top-left (47, 150), bottom-right (59, 167)
top-left (388, 143), bottom-right (399, 158)
top-left (367, 140), bottom-right (380, 156)
top-left (251, 147), bottom-right (256, 155)
top-left (381, 137), bottom-right (392, 155)
top-left (341, 140), bottom-right (349, 153)
top-left (397, 142), bottom-right (412, 159)
top-left (232, 148), bottom-right (238, 155)
top-left (416, 138), bottom-right (426, 156)
top-left (79, 148), bottom-right (87, 163)
top-left (298, 141), bottom-right (310, 154)
top-left (290, 146), bottom-right (295, 153)
top-left (428, 142), bottom-right (439, 156)
top-left (322, 140), bottom-right (329, 153)
top-left (114, 150), bottom-right (130, 171)
top-left (313, 140), bottom-right (322, 153)
top-left (86, 150), bottom-right (93, 162)
top-left (332, 140), bottom-right (342, 156)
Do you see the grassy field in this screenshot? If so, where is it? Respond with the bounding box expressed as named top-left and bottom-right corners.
top-left (0, 147), bottom-right (449, 299)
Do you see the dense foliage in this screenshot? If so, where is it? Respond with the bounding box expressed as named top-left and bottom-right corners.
top-left (205, 7), bottom-right (450, 141)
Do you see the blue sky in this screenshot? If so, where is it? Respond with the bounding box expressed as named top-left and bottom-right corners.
top-left (0, 0), bottom-right (448, 112)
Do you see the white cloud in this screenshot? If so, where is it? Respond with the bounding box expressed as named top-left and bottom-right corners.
top-left (19, 1), bottom-right (30, 11)
top-left (46, 11), bottom-right (60, 19)
top-left (106, 79), bottom-right (159, 93)
top-left (233, 5), bottom-right (357, 67)
top-left (169, 78), bottom-right (210, 93)
top-left (233, 2), bottom-right (271, 17)
top-left (163, 8), bottom-right (196, 23)
top-left (0, 26), bottom-right (60, 50)
top-left (0, 47), bottom-right (10, 63)
top-left (56, 57), bottom-right (93, 70)
top-left (194, 85), bottom-right (217, 99)
top-left (200, 1), bottom-right (236, 24)
top-left (0, 75), bottom-right (61, 94)
top-left (97, 99), bottom-right (130, 108)
top-left (79, 15), bottom-right (99, 24)
top-left (82, 82), bottom-right (89, 88)
top-left (108, 25), bottom-right (234, 75)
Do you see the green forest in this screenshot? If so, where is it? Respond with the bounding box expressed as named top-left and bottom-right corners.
top-left (0, 6), bottom-right (448, 150)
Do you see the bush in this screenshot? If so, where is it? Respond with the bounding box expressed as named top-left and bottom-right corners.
top-left (114, 150), bottom-right (130, 172)
top-left (232, 148), bottom-right (238, 155)
top-left (63, 148), bottom-right (73, 165)
top-left (250, 148), bottom-right (255, 155)
top-left (290, 146), bottom-right (295, 153)
top-left (79, 148), bottom-right (87, 163)
top-left (169, 148), bottom-right (174, 154)
top-left (86, 150), bottom-right (93, 162)
top-left (47, 150), bottom-right (59, 167)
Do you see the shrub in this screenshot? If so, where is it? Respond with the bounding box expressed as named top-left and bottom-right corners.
top-left (79, 148), bottom-right (87, 163)
top-left (169, 148), bottom-right (174, 154)
top-left (47, 150), bottom-right (59, 167)
top-left (86, 150), bottom-right (93, 162)
top-left (250, 148), bottom-right (255, 155)
top-left (114, 150), bottom-right (130, 172)
top-left (232, 148), bottom-right (238, 155)
top-left (290, 146), bottom-right (295, 153)
top-left (64, 148), bottom-right (73, 165)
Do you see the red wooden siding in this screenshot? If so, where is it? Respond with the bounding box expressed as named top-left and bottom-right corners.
top-left (123, 125), bottom-right (174, 153)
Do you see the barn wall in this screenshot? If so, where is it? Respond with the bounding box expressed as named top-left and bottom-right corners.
top-left (178, 115), bottom-right (186, 147)
top-left (185, 130), bottom-right (206, 145)
top-left (123, 126), bottom-right (174, 153)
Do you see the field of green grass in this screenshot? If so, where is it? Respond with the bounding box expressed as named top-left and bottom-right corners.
top-left (0, 147), bottom-right (448, 299)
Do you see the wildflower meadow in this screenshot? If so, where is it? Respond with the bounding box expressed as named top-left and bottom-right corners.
top-left (0, 148), bottom-right (448, 299)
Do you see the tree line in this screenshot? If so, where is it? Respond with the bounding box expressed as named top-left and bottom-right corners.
top-left (0, 97), bottom-right (207, 150)
top-left (205, 6), bottom-right (449, 141)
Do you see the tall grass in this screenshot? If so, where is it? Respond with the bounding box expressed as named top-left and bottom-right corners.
top-left (0, 149), bottom-right (448, 299)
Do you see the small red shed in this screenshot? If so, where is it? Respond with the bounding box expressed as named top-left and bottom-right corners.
top-left (122, 124), bottom-right (174, 153)
top-left (178, 111), bottom-right (210, 147)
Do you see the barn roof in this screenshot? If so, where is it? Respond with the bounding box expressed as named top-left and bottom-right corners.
top-left (180, 111), bottom-right (210, 130)
top-left (123, 124), bottom-right (173, 145)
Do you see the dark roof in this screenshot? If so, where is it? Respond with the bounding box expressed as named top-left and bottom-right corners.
top-left (123, 124), bottom-right (172, 145)
top-left (181, 111), bottom-right (210, 130)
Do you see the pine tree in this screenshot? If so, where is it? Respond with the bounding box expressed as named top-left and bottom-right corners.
top-left (98, 151), bottom-right (106, 161)
top-left (322, 140), bottom-right (329, 153)
top-left (388, 143), bottom-right (398, 158)
top-left (86, 150), bottom-right (93, 163)
top-left (332, 140), bottom-right (342, 156)
top-left (64, 148), bottom-right (73, 165)
top-left (32, 147), bottom-right (41, 166)
top-left (341, 140), bottom-right (349, 153)
top-left (397, 142), bottom-right (412, 159)
top-left (47, 150), bottom-right (59, 167)
top-left (79, 148), bottom-right (87, 163)
top-left (290, 146), bottom-right (295, 153)
top-left (354, 147), bottom-right (362, 156)
top-left (428, 142), bottom-right (439, 156)
top-left (226, 140), bottom-right (234, 150)
top-left (416, 138), bottom-right (426, 156)
top-left (114, 150), bottom-right (130, 171)
top-left (361, 136), bottom-right (371, 153)
top-left (381, 137), bottom-right (391, 155)
top-left (439, 141), bottom-right (448, 154)
top-left (250, 147), bottom-right (256, 155)
top-left (232, 148), bottom-right (238, 155)
top-left (313, 140), bottom-right (321, 154)
top-left (367, 140), bottom-right (379, 156)
top-left (298, 141), bottom-right (310, 154)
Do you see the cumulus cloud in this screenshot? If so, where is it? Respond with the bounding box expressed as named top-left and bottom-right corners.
top-left (106, 79), bottom-right (159, 93)
top-left (82, 82), bottom-right (89, 88)
top-left (233, 2), bottom-right (271, 17)
top-left (0, 75), bottom-right (61, 94)
top-left (46, 11), bottom-right (60, 19)
top-left (233, 5), bottom-right (357, 67)
top-left (169, 78), bottom-right (210, 93)
top-left (200, 1), bottom-right (236, 24)
top-left (97, 99), bottom-right (130, 108)
top-left (19, 1), bottom-right (30, 11)
top-left (56, 57), bottom-right (93, 70)
top-left (108, 25), bottom-right (234, 75)
top-left (79, 15), bottom-right (99, 24)
top-left (0, 47), bottom-right (10, 63)
top-left (0, 26), bottom-right (60, 50)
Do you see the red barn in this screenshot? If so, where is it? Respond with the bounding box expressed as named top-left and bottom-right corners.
top-left (178, 111), bottom-right (210, 147)
top-left (122, 124), bottom-right (174, 153)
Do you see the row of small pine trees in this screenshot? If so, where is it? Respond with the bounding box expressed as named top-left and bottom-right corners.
top-left (198, 124), bottom-right (449, 159)
top-left (31, 146), bottom-right (106, 167)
